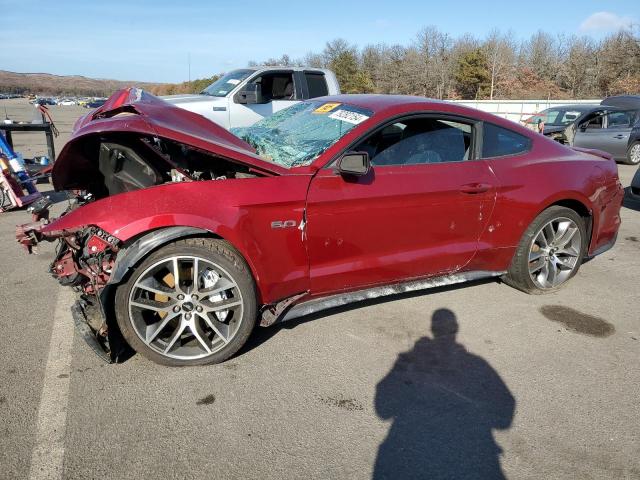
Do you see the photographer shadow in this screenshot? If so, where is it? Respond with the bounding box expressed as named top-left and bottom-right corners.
top-left (374, 308), bottom-right (515, 480)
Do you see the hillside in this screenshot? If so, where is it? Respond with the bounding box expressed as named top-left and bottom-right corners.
top-left (0, 70), bottom-right (165, 97)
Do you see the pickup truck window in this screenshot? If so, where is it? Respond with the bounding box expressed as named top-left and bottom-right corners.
top-left (232, 100), bottom-right (373, 168)
top-left (201, 69), bottom-right (254, 97)
top-left (305, 72), bottom-right (329, 98)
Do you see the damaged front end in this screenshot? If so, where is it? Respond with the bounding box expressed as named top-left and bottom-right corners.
top-left (16, 88), bottom-right (285, 363)
top-left (17, 201), bottom-right (128, 362)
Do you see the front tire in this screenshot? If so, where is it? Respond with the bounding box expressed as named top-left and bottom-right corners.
top-left (626, 141), bottom-right (640, 165)
top-left (115, 238), bottom-right (257, 366)
top-left (504, 206), bottom-right (586, 294)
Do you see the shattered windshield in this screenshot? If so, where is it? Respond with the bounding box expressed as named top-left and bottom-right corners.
top-left (201, 69), bottom-right (254, 97)
top-left (231, 101), bottom-right (372, 168)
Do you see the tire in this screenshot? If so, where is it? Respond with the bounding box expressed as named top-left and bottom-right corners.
top-left (115, 238), bottom-right (257, 366)
top-left (626, 141), bottom-right (640, 165)
top-left (503, 206), bottom-right (587, 294)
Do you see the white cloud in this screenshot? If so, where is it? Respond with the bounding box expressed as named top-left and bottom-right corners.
top-left (580, 11), bottom-right (634, 32)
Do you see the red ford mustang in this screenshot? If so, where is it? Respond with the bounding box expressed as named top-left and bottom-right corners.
top-left (18, 89), bottom-right (624, 366)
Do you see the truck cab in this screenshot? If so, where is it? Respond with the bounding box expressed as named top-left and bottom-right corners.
top-left (163, 66), bottom-right (340, 129)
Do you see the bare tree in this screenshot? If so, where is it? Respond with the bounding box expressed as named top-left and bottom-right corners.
top-left (484, 30), bottom-right (516, 99)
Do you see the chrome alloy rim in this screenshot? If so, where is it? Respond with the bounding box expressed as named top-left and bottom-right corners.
top-left (128, 256), bottom-right (243, 360)
top-left (528, 217), bottom-right (582, 289)
top-left (630, 144), bottom-right (640, 164)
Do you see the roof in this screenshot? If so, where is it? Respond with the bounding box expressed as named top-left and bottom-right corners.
top-left (601, 95), bottom-right (640, 110)
top-left (540, 104), bottom-right (602, 112)
top-left (314, 94), bottom-right (449, 113)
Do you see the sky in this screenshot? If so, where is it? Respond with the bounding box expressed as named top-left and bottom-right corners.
top-left (0, 0), bottom-right (637, 83)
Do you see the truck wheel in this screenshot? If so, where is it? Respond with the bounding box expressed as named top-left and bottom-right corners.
top-left (115, 238), bottom-right (257, 366)
top-left (626, 142), bottom-right (640, 165)
top-left (503, 206), bottom-right (586, 294)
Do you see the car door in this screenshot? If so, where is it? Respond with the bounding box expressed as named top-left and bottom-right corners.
top-left (228, 70), bottom-right (297, 128)
top-left (598, 110), bottom-right (634, 159)
top-left (573, 110), bottom-right (609, 151)
top-left (305, 115), bottom-right (497, 295)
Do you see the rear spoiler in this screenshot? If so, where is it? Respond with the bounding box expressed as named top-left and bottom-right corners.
top-left (570, 146), bottom-right (614, 161)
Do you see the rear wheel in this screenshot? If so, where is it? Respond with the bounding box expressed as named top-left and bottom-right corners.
top-left (626, 141), bottom-right (640, 165)
top-left (115, 238), bottom-right (257, 366)
top-left (504, 206), bottom-right (586, 294)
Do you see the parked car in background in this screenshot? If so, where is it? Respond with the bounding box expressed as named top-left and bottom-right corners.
top-left (628, 165), bottom-right (640, 196)
top-left (526, 96), bottom-right (640, 164)
top-left (85, 99), bottom-right (106, 109)
top-left (524, 104), bottom-right (601, 145)
top-left (164, 66), bottom-right (340, 129)
top-left (32, 97), bottom-right (56, 106)
top-left (17, 88), bottom-right (623, 366)
top-left (58, 99), bottom-right (77, 106)
top-left (573, 95), bottom-right (640, 165)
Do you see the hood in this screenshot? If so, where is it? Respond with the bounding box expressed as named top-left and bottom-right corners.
top-left (162, 93), bottom-right (218, 105)
top-left (54, 88), bottom-right (288, 190)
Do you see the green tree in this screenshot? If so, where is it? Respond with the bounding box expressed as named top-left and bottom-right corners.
top-left (454, 48), bottom-right (491, 99)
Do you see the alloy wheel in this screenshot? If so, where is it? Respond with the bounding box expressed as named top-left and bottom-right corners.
top-left (128, 255), bottom-right (244, 360)
top-left (528, 217), bottom-right (582, 289)
top-left (630, 144), bottom-right (640, 164)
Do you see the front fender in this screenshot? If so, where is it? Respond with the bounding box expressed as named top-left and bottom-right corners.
top-left (107, 226), bottom-right (211, 286)
top-left (43, 178), bottom-right (311, 304)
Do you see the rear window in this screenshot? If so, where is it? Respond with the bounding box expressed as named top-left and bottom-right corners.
top-left (482, 123), bottom-right (531, 158)
top-left (305, 72), bottom-right (329, 98)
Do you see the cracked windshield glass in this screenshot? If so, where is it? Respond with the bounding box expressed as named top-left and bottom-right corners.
top-left (231, 101), bottom-right (372, 167)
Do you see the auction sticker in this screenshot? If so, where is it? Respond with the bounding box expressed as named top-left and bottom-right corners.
top-left (328, 109), bottom-right (369, 125)
top-left (313, 102), bottom-right (341, 114)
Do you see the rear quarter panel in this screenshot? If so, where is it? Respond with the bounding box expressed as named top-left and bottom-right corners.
top-left (475, 137), bottom-right (622, 269)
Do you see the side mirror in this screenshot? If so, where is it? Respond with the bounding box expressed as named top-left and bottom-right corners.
top-left (336, 152), bottom-right (371, 176)
top-left (236, 83), bottom-right (264, 104)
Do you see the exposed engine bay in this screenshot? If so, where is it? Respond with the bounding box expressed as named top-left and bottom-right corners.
top-left (57, 134), bottom-right (262, 198)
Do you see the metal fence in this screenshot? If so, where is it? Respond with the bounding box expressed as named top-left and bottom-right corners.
top-left (451, 99), bottom-right (602, 124)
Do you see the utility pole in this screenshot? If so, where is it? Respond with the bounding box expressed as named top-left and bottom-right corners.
top-left (188, 52), bottom-right (191, 83)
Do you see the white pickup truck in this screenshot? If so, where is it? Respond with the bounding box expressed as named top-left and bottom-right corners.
top-left (163, 66), bottom-right (340, 129)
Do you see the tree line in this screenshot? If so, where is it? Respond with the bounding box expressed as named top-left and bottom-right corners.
top-left (239, 27), bottom-right (640, 100)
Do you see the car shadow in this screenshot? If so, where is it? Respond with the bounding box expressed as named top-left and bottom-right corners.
top-left (622, 187), bottom-right (640, 212)
top-left (373, 308), bottom-right (515, 479)
top-left (237, 278), bottom-right (498, 357)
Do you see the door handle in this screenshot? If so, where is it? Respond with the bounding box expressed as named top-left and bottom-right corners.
top-left (613, 134), bottom-right (625, 139)
top-left (459, 183), bottom-right (491, 194)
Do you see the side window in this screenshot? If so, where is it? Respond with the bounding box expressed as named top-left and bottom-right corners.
top-left (251, 72), bottom-right (295, 101)
top-left (355, 118), bottom-right (473, 166)
top-left (606, 111), bottom-right (631, 128)
top-left (580, 112), bottom-right (604, 130)
top-left (482, 123), bottom-right (531, 158)
top-left (305, 72), bottom-right (329, 98)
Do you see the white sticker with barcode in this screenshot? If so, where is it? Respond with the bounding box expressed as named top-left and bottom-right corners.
top-left (328, 109), bottom-right (369, 125)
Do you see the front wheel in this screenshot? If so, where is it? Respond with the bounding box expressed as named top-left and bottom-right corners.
top-left (626, 141), bottom-right (640, 165)
top-left (504, 206), bottom-right (586, 294)
top-left (115, 238), bottom-right (257, 366)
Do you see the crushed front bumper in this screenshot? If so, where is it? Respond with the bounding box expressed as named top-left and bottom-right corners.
top-left (71, 292), bottom-right (132, 363)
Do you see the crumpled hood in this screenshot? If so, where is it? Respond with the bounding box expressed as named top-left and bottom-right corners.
top-left (53, 88), bottom-right (287, 190)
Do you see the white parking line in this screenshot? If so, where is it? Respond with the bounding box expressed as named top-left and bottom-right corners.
top-left (28, 289), bottom-right (75, 480)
